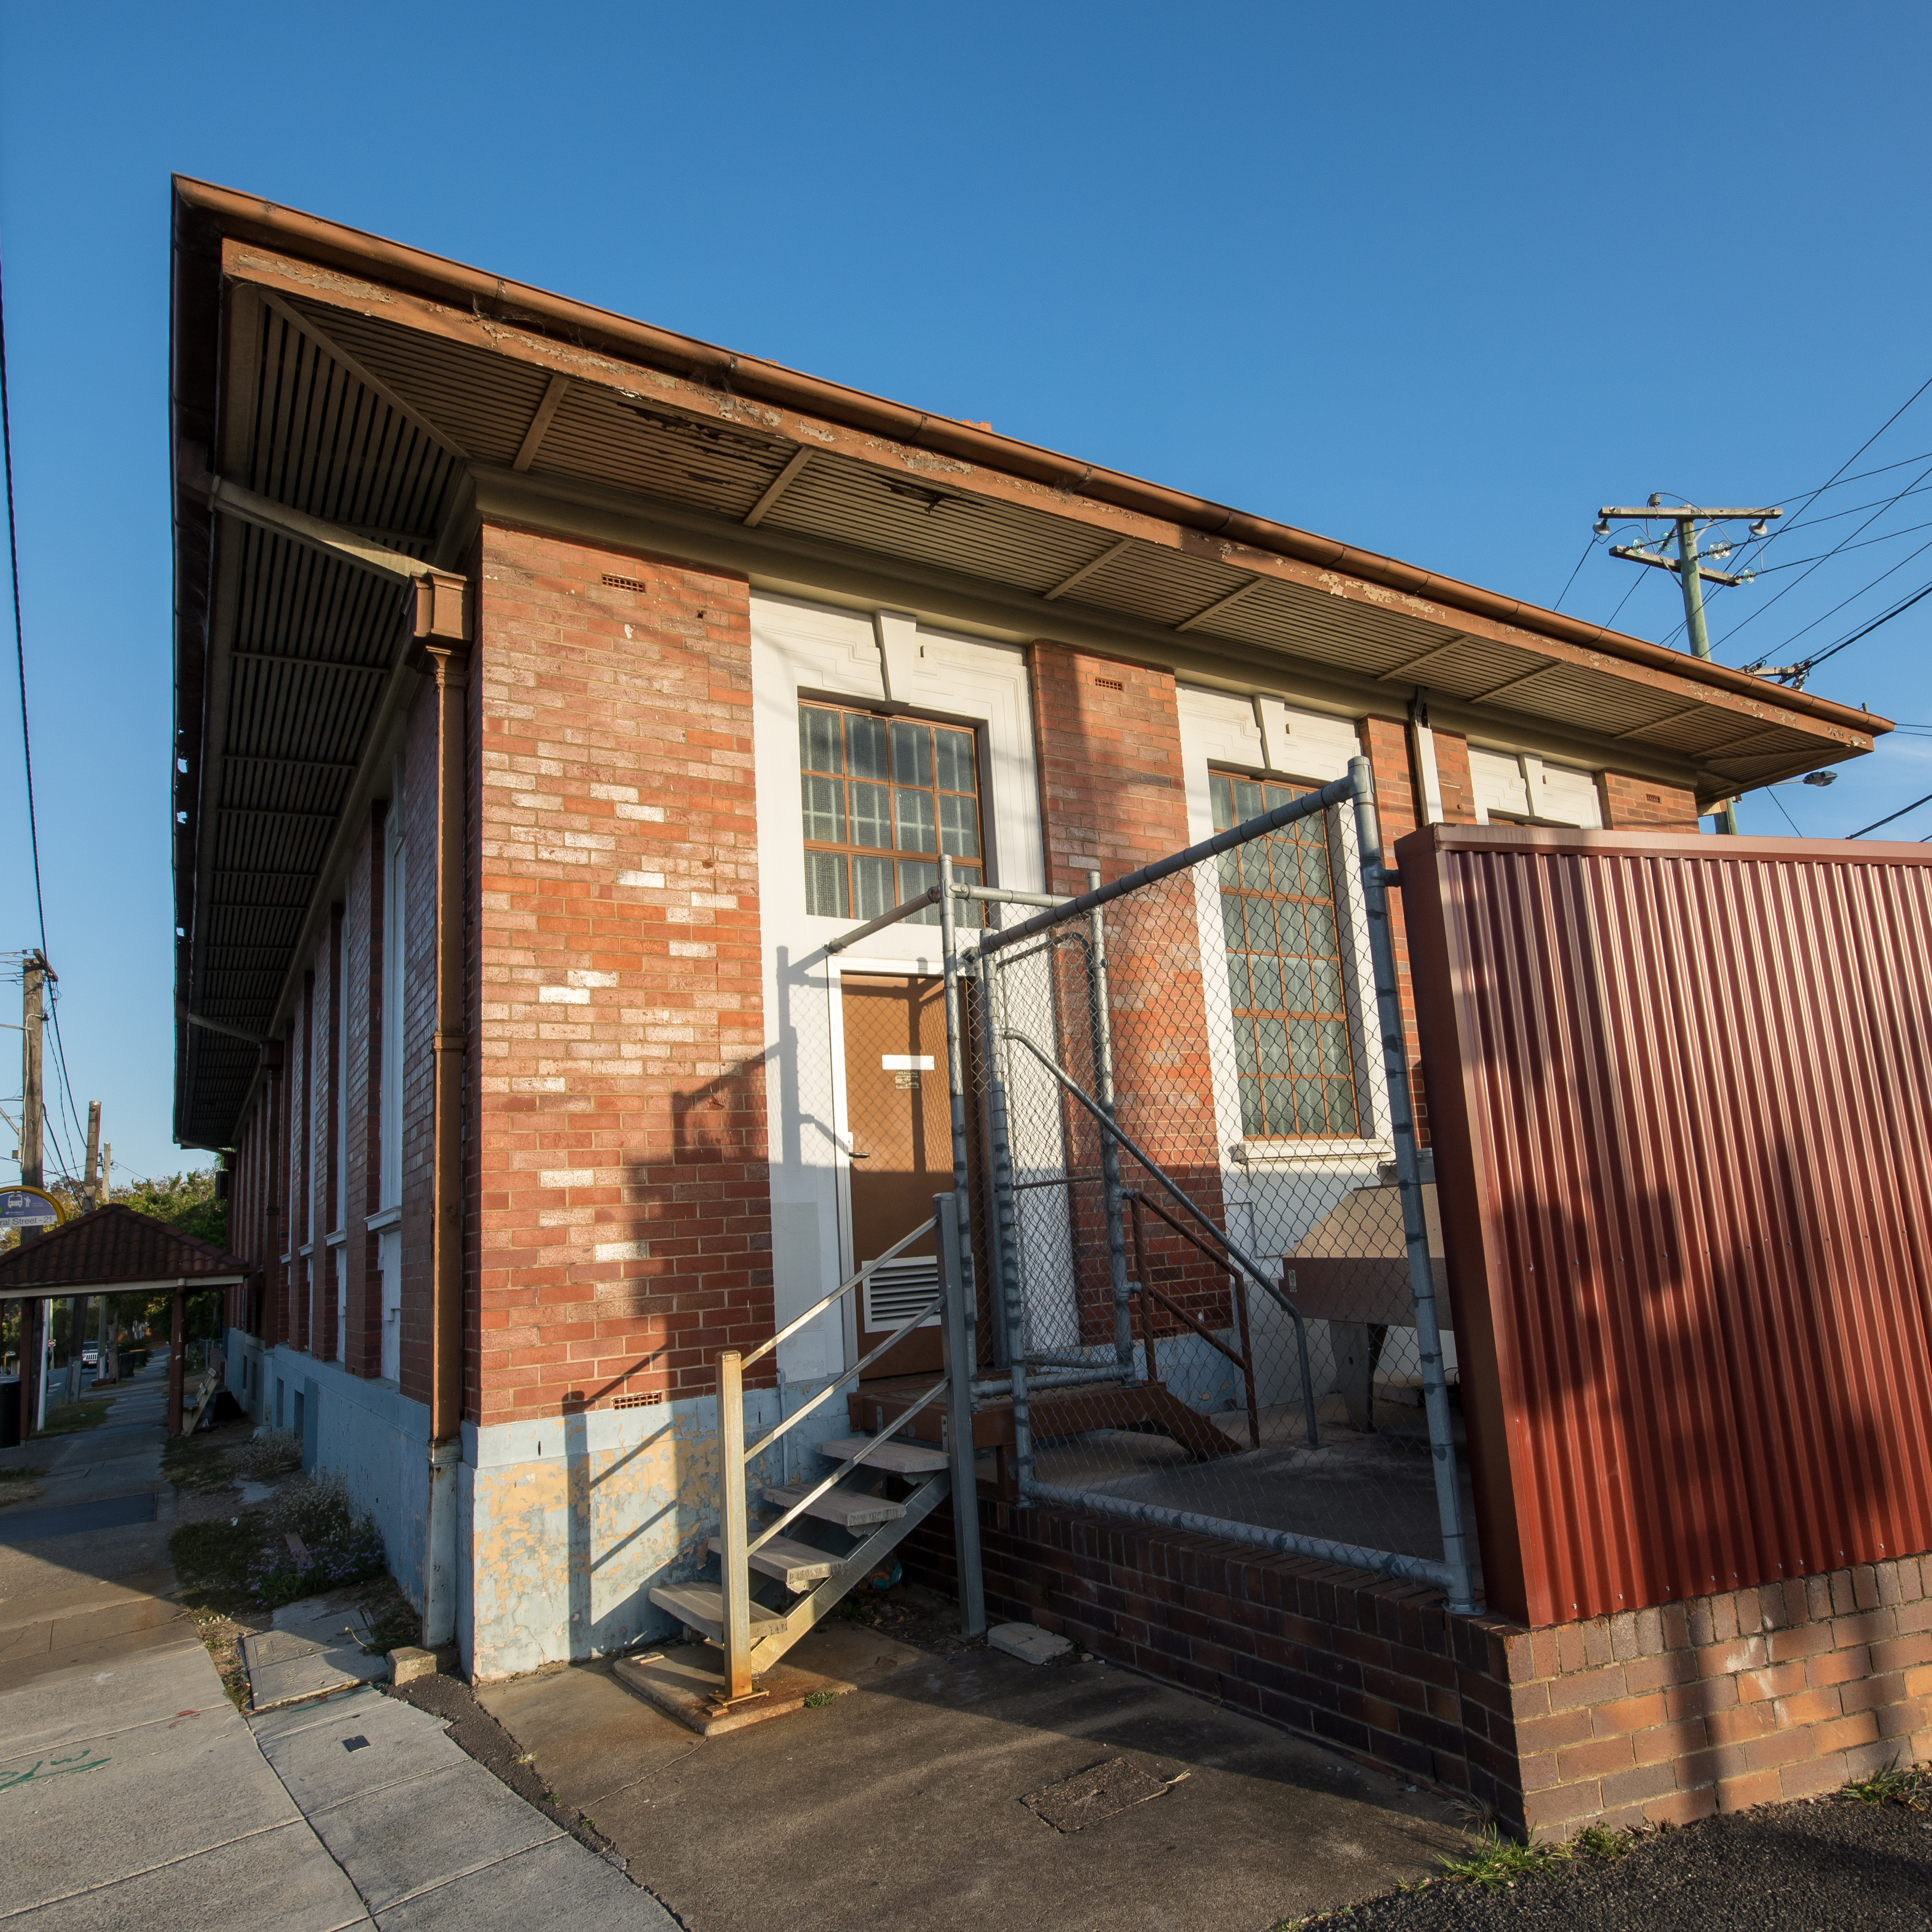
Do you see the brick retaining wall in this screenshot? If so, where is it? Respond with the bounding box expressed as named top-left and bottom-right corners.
top-left (901, 1492), bottom-right (1932, 1839)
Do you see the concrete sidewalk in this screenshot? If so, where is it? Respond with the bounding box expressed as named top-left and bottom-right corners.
top-left (1, 1356), bottom-right (673, 1929)
top-left (481, 1613), bottom-right (1472, 1932)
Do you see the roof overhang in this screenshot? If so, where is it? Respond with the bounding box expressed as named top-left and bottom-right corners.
top-left (170, 177), bottom-right (1888, 1149)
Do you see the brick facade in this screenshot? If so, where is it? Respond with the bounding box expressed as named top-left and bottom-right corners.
top-left (903, 1494), bottom-right (1932, 1840)
top-left (1430, 729), bottom-right (1479, 824)
top-left (1358, 714), bottom-right (1432, 1142)
top-left (1601, 771), bottom-right (1702, 832)
top-left (469, 526), bottom-right (769, 1424)
top-left (1027, 642), bottom-right (1226, 1336)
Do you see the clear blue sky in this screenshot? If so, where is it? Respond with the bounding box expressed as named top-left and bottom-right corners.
top-left (3, 2), bottom-right (1929, 1183)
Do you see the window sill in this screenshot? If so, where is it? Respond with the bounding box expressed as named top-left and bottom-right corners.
top-left (297, 1242), bottom-right (314, 1259)
top-left (1230, 1137), bottom-right (1393, 1167)
top-left (366, 1204), bottom-right (403, 1233)
top-left (325, 1228), bottom-right (347, 1249)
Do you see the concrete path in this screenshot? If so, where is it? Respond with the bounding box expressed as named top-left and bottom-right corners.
top-left (0, 1356), bottom-right (672, 1929)
top-left (481, 1619), bottom-right (1473, 1932)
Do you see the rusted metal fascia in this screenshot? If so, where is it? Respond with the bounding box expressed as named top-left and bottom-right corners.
top-left (169, 176), bottom-right (1887, 745)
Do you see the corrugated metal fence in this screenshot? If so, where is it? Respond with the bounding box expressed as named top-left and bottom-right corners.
top-left (1401, 825), bottom-right (1932, 1628)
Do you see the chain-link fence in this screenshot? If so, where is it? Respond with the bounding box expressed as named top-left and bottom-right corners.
top-left (953, 759), bottom-right (1475, 1605)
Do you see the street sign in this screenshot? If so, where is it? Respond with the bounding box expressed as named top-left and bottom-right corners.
top-left (0, 1187), bottom-right (64, 1228)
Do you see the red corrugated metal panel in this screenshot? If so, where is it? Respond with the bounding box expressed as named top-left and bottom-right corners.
top-left (1399, 824), bottom-right (1932, 1628)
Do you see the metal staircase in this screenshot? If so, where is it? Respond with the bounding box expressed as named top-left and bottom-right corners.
top-left (648, 1200), bottom-right (984, 1710)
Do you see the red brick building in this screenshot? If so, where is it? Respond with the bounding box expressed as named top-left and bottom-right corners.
top-left (169, 176), bottom-right (1877, 1722)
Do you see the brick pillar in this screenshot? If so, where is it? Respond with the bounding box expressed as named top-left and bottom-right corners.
top-left (1359, 715), bottom-right (1431, 1143)
top-left (1027, 643), bottom-right (1225, 1336)
top-left (469, 528), bottom-right (769, 1427)
top-left (1601, 772), bottom-right (1701, 832)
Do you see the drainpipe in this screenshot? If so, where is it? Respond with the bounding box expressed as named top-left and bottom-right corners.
top-left (415, 570), bottom-right (471, 1652)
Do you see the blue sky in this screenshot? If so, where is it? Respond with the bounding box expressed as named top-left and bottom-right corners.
top-left (2, 2), bottom-right (1929, 1182)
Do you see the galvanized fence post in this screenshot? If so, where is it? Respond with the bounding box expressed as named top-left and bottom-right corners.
top-left (716, 1349), bottom-right (756, 1699)
top-left (981, 954), bottom-right (1033, 1495)
top-left (939, 856), bottom-right (980, 1385)
top-left (1085, 870), bottom-right (1135, 1378)
top-left (1347, 754), bottom-right (1479, 1614)
top-left (936, 1191), bottom-right (987, 1635)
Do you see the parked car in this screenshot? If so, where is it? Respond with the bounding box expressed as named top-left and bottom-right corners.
top-left (82, 1347), bottom-right (98, 1368)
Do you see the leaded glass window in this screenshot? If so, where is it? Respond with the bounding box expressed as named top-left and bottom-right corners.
top-left (1211, 771), bottom-right (1360, 1138)
top-left (800, 704), bottom-right (983, 925)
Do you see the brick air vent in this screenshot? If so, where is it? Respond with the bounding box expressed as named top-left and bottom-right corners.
top-left (612, 1392), bottom-right (664, 1410)
top-left (601, 574), bottom-right (650, 594)
top-left (1093, 677), bottom-right (1124, 691)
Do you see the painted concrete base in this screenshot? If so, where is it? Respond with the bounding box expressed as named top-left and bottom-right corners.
top-left (613, 1642), bottom-right (856, 1736)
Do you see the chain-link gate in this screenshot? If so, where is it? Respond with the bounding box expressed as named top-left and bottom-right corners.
top-left (826, 754), bottom-right (1476, 1611)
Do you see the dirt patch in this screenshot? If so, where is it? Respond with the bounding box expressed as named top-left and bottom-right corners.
top-left (836, 1578), bottom-right (987, 1659)
top-left (0, 1466), bottom-right (47, 1510)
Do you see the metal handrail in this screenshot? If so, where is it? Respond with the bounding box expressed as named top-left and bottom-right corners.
top-left (742, 1215), bottom-right (936, 1368)
top-left (1001, 1030), bottom-right (1318, 1447)
top-left (743, 1287), bottom-right (944, 1461)
top-left (747, 1374), bottom-right (949, 1556)
top-left (974, 770), bottom-right (1359, 957)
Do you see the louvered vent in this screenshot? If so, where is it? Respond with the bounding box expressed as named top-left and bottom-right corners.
top-left (862, 1257), bottom-right (941, 1332)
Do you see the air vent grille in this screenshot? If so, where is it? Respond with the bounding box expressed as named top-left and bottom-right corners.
top-left (862, 1256), bottom-right (942, 1332)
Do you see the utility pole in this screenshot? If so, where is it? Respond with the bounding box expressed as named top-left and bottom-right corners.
top-left (99, 1139), bottom-right (116, 1381)
top-left (73, 1103), bottom-right (100, 1392)
top-left (20, 954), bottom-right (46, 1430)
top-left (1600, 497), bottom-right (1783, 835)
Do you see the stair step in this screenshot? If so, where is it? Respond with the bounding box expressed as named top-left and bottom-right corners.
top-left (817, 1434), bottom-right (950, 1475)
top-left (708, 1533), bottom-right (843, 1590)
top-left (761, 1484), bottom-right (905, 1529)
top-left (648, 1582), bottom-right (789, 1645)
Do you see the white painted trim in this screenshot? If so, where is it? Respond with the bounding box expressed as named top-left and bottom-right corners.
top-left (365, 1204), bottom-right (403, 1232)
top-left (325, 1227), bottom-right (347, 1249)
top-left (753, 592), bottom-right (1042, 1388)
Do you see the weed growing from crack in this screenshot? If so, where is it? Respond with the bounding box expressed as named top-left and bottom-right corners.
top-left (1436, 1826), bottom-right (1570, 1891)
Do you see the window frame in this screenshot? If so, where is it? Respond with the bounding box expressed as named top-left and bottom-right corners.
top-left (796, 697), bottom-right (990, 926)
top-left (1207, 765), bottom-right (1367, 1144)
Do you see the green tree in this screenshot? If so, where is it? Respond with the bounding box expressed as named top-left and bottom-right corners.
top-left (112, 1169), bottom-right (227, 1249)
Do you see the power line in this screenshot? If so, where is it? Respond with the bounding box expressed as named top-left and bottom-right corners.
top-left (1550, 534), bottom-right (1598, 612)
top-left (1747, 534), bottom-right (1932, 673)
top-left (0, 224), bottom-right (47, 949)
top-left (1725, 460), bottom-right (1932, 660)
top-left (1848, 790), bottom-right (1932, 838)
top-left (1747, 514), bottom-right (1932, 575)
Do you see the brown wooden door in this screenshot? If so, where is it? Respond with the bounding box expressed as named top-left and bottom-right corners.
top-left (841, 974), bottom-right (950, 1378)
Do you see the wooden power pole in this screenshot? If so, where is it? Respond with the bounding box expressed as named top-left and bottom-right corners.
top-left (1600, 498), bottom-right (1784, 835)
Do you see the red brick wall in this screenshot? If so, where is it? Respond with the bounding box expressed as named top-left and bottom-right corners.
top-left (1431, 729), bottom-right (1479, 825)
top-left (1026, 643), bottom-right (1225, 1342)
top-left (398, 673), bottom-right (441, 1408)
top-left (468, 525), bottom-right (768, 1426)
top-left (904, 1496), bottom-right (1932, 1842)
top-left (341, 811), bottom-right (381, 1378)
top-left (1601, 772), bottom-right (1702, 832)
top-left (1027, 646), bottom-right (1192, 892)
top-left (1359, 715), bottom-right (1431, 1143)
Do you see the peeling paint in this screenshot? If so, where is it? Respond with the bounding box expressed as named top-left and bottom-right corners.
top-left (462, 1390), bottom-right (787, 1680)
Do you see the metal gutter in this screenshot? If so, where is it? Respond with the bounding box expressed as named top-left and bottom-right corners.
top-left (169, 175), bottom-right (1881, 745)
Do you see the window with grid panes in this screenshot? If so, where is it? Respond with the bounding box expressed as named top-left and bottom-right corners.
top-left (1212, 772), bottom-right (1360, 1138)
top-left (799, 703), bottom-right (983, 925)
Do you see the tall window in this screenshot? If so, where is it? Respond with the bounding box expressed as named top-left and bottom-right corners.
top-left (379, 778), bottom-right (405, 1210)
top-left (1212, 772), bottom-right (1359, 1139)
top-left (799, 703), bottom-right (983, 924)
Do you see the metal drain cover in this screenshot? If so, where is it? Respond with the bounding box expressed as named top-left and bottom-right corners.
top-left (1021, 1757), bottom-right (1176, 1833)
